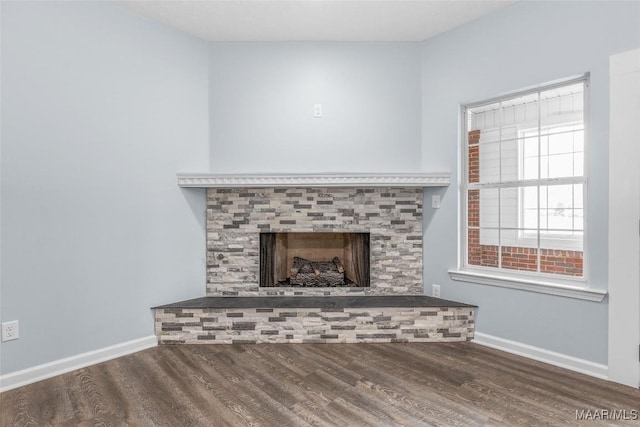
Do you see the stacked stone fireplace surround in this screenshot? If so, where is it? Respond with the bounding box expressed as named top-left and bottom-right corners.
top-left (154, 186), bottom-right (476, 344)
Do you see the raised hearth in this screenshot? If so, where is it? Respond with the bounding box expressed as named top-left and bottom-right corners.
top-left (156, 295), bottom-right (471, 309)
top-left (154, 296), bottom-right (476, 345)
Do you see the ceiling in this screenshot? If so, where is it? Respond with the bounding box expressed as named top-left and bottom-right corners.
top-left (116, 0), bottom-right (515, 42)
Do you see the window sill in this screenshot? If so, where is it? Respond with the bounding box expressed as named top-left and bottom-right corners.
top-left (448, 269), bottom-right (607, 302)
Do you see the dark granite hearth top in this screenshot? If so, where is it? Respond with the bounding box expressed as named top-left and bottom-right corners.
top-left (153, 295), bottom-right (476, 310)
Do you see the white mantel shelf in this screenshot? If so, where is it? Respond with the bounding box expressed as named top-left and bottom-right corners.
top-left (176, 172), bottom-right (451, 188)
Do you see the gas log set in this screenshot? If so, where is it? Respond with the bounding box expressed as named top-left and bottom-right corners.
top-left (289, 256), bottom-right (346, 287)
top-left (260, 232), bottom-right (370, 288)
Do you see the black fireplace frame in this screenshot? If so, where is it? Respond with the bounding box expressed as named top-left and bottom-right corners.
top-left (259, 232), bottom-right (370, 288)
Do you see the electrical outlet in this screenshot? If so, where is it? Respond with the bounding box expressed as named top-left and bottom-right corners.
top-left (2, 320), bottom-right (19, 342)
top-left (313, 104), bottom-right (322, 118)
top-left (432, 195), bottom-right (441, 209)
top-left (432, 284), bottom-right (441, 298)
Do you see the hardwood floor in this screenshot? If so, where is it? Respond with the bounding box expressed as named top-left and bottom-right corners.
top-left (1, 342), bottom-right (638, 426)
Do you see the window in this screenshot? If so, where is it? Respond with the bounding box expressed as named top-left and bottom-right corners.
top-left (463, 77), bottom-right (587, 279)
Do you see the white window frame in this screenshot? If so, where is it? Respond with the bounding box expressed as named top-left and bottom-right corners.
top-left (449, 75), bottom-right (606, 302)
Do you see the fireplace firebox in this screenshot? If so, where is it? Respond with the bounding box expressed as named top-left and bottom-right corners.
top-left (260, 232), bottom-right (370, 288)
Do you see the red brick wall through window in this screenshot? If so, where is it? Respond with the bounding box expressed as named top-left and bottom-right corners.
top-left (466, 130), bottom-right (583, 277)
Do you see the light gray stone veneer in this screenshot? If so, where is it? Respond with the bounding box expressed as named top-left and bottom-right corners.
top-left (206, 187), bottom-right (423, 296)
top-left (155, 306), bottom-right (475, 344)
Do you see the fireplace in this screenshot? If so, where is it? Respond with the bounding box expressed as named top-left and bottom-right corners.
top-left (260, 232), bottom-right (370, 288)
top-left (205, 186), bottom-right (425, 296)
top-left (157, 174), bottom-right (478, 345)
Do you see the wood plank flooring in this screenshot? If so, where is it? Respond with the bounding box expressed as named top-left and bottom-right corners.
top-left (1, 342), bottom-right (638, 426)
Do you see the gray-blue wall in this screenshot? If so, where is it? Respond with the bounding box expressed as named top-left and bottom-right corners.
top-left (421, 0), bottom-right (640, 364)
top-left (0, 1), bottom-right (209, 374)
top-left (209, 42), bottom-right (423, 173)
top-left (2, 0), bottom-right (639, 376)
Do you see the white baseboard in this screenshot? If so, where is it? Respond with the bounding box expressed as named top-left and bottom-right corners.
top-left (0, 335), bottom-right (157, 393)
top-left (0, 333), bottom-right (610, 392)
top-left (473, 332), bottom-right (609, 380)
